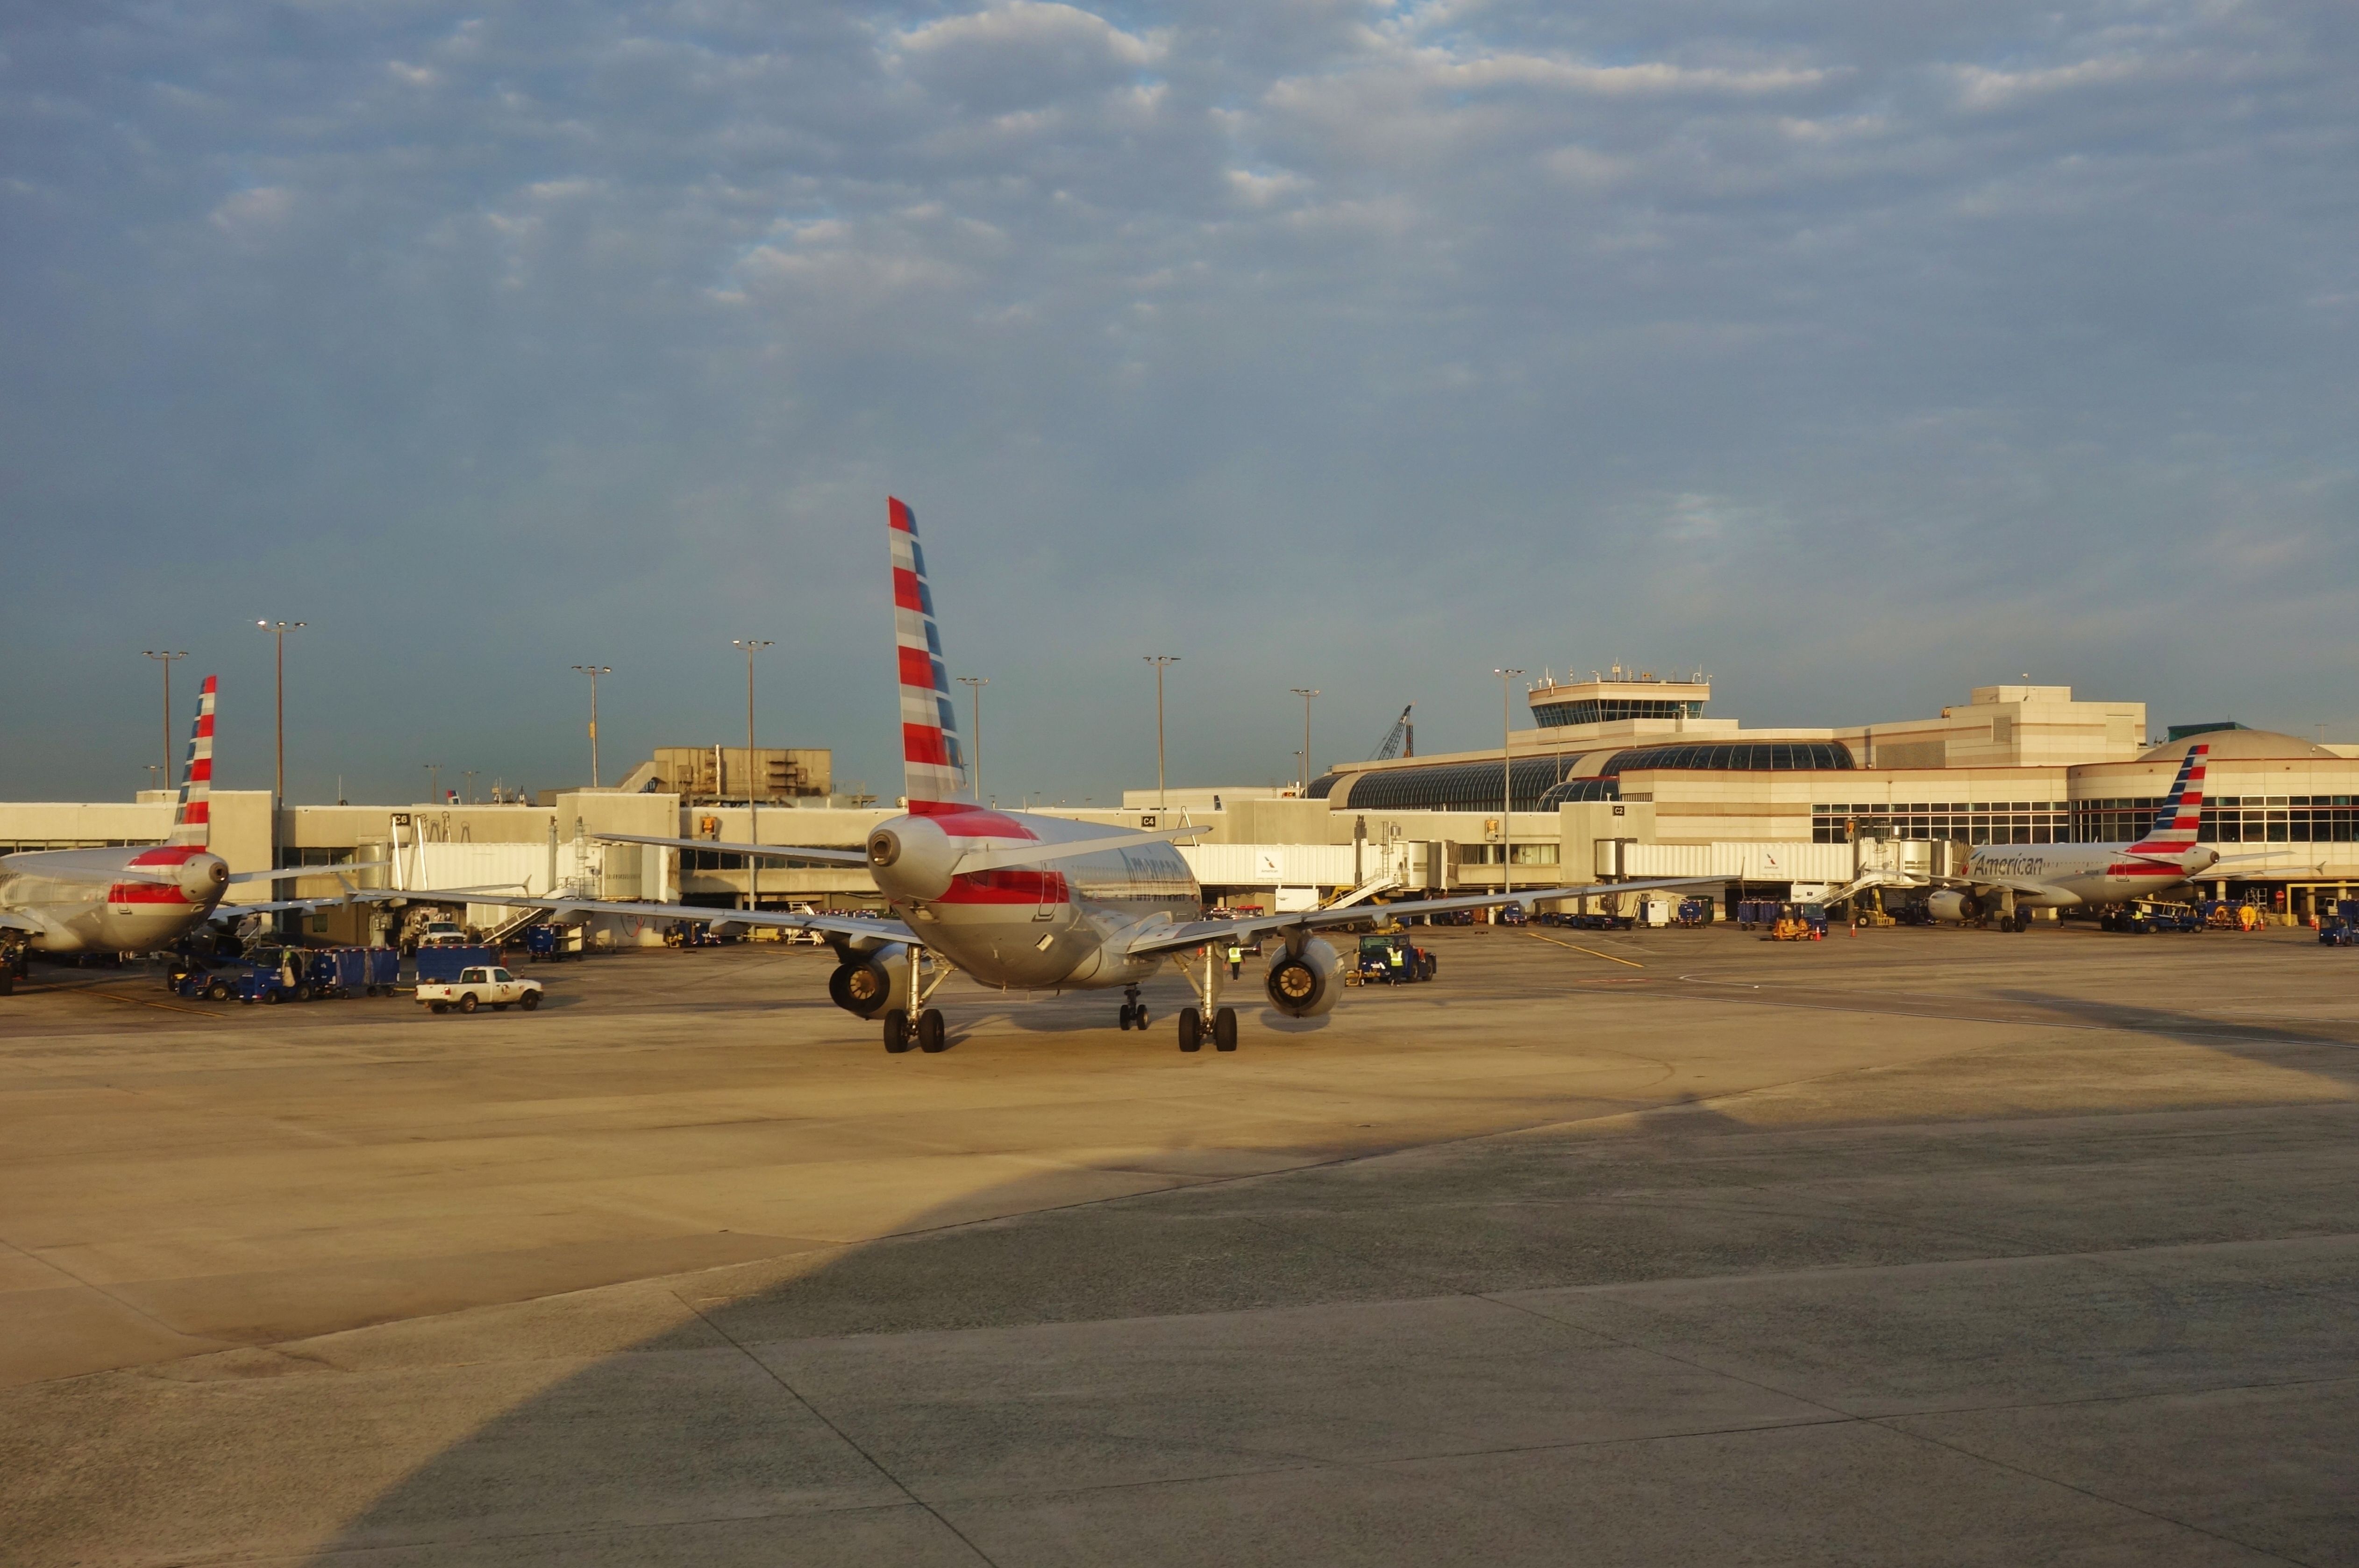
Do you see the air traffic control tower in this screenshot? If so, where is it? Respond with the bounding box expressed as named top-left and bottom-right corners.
top-left (1524, 666), bottom-right (1714, 737)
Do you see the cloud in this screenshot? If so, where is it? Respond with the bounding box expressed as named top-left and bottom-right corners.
top-left (1, 0), bottom-right (2355, 799)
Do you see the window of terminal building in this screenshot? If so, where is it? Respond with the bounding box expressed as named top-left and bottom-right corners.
top-left (1531, 698), bottom-right (1707, 727)
top-left (276, 847), bottom-right (359, 868)
top-left (1812, 804), bottom-right (2068, 845)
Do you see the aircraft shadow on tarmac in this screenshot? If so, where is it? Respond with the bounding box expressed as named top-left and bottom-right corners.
top-left (1988, 988), bottom-right (2359, 1090)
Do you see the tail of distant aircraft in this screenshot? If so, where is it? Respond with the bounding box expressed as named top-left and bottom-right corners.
top-left (888, 497), bottom-right (969, 809)
top-left (165, 676), bottom-right (217, 848)
top-left (2128, 742), bottom-right (2208, 853)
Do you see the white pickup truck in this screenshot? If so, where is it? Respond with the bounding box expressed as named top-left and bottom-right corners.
top-left (417, 965), bottom-right (543, 1014)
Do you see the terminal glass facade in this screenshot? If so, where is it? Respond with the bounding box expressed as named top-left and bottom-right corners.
top-left (1530, 698), bottom-right (1706, 727)
top-left (1328, 742), bottom-right (1853, 814)
top-left (1812, 804), bottom-right (2070, 845)
top-left (1814, 797), bottom-right (2359, 845)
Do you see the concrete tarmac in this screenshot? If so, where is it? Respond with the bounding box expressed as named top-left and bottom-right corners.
top-left (2, 922), bottom-right (2354, 1565)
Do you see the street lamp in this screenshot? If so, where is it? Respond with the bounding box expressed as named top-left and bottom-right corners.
top-left (142, 650), bottom-right (187, 788)
top-left (571, 665), bottom-right (612, 788)
top-left (463, 770), bottom-right (478, 805)
top-left (1495, 669), bottom-right (1524, 905)
top-left (423, 763), bottom-right (442, 803)
top-left (733, 639), bottom-right (774, 912)
top-left (1290, 688), bottom-right (1321, 796)
top-left (1144, 656), bottom-right (1180, 808)
top-left (956, 677), bottom-right (990, 803)
top-left (255, 621), bottom-right (306, 808)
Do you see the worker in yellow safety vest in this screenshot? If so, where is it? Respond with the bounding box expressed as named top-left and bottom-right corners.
top-left (1227, 944), bottom-right (1243, 979)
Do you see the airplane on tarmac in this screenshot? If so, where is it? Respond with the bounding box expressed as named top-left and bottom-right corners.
top-left (1868, 742), bottom-right (2306, 930)
top-left (524, 496), bottom-right (1717, 1054)
top-left (0, 677), bottom-right (514, 994)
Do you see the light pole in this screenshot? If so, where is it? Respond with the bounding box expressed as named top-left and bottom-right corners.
top-left (256, 621), bottom-right (306, 814)
top-left (1290, 688), bottom-right (1321, 796)
top-left (956, 677), bottom-right (990, 803)
top-left (571, 665), bottom-right (611, 787)
top-left (1495, 668), bottom-right (1523, 906)
top-left (734, 639), bottom-right (773, 911)
top-left (463, 770), bottom-right (478, 805)
top-left (424, 763), bottom-right (442, 803)
top-left (1144, 656), bottom-right (1180, 807)
top-left (143, 650), bottom-right (187, 788)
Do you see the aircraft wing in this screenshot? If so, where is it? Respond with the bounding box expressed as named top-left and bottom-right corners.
top-left (1923, 871), bottom-right (2060, 897)
top-left (487, 892), bottom-right (920, 948)
top-left (1116, 876), bottom-right (1725, 959)
top-left (594, 832), bottom-right (870, 867)
top-left (956, 825), bottom-right (1211, 875)
top-left (221, 881), bottom-right (534, 917)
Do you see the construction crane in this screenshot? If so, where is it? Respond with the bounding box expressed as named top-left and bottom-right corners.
top-left (1370, 704), bottom-right (1414, 761)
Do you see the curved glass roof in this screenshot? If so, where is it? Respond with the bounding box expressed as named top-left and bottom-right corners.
top-left (1318, 738), bottom-right (1855, 813)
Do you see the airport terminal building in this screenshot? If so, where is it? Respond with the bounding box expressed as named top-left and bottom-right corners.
top-left (4, 675), bottom-right (2356, 941)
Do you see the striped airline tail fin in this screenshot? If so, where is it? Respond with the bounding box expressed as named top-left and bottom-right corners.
top-left (887, 497), bottom-right (968, 808)
top-left (167, 676), bottom-right (218, 848)
top-left (2130, 742), bottom-right (2208, 851)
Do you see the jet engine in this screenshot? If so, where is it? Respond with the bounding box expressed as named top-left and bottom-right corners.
top-left (1264, 937), bottom-right (1343, 1018)
top-left (827, 942), bottom-right (913, 1018)
top-left (1926, 889), bottom-right (1982, 924)
top-left (865, 817), bottom-right (959, 902)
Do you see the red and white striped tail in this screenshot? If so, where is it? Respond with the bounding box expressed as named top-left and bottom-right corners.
top-left (167, 676), bottom-right (217, 848)
top-left (2130, 742), bottom-right (2208, 852)
top-left (888, 497), bottom-right (968, 807)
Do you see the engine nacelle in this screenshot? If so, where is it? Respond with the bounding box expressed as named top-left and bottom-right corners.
top-left (1927, 889), bottom-right (1982, 924)
top-left (865, 816), bottom-right (959, 902)
top-left (1264, 937), bottom-right (1343, 1018)
top-left (827, 942), bottom-right (912, 1018)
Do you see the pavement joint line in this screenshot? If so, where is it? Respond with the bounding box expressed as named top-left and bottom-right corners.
top-left (0, 1229), bottom-right (223, 1349)
top-left (1864, 1409), bottom-right (2319, 1565)
top-left (27, 983), bottom-right (224, 1020)
top-left (1520, 930), bottom-right (1644, 967)
top-left (249, 1497), bottom-right (959, 1566)
top-left (1646, 980), bottom-right (2359, 1050)
top-left (673, 1290), bottom-right (1004, 1568)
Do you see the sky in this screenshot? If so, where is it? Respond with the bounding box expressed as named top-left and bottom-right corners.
top-left (3, 0), bottom-right (2355, 807)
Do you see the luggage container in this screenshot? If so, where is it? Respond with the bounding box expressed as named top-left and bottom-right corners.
top-left (366, 947), bottom-right (401, 993)
top-left (415, 945), bottom-right (502, 985)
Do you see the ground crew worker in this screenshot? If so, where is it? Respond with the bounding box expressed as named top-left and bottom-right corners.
top-left (1227, 943), bottom-right (1242, 978)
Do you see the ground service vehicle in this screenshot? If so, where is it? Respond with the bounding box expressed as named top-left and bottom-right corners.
top-left (1354, 934), bottom-right (1435, 984)
top-left (417, 965), bottom-right (542, 1014)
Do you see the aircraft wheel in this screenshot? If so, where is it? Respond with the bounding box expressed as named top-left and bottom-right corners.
top-left (1213, 1007), bottom-right (1238, 1052)
top-left (918, 1009), bottom-right (948, 1053)
top-left (1177, 1007), bottom-right (1202, 1052)
top-left (458, 994), bottom-right (478, 1014)
top-left (1134, 1005), bottom-right (1150, 1030)
top-left (884, 1009), bottom-right (913, 1053)
top-left (520, 991), bottom-right (541, 1011)
top-left (1118, 1003), bottom-right (1135, 1030)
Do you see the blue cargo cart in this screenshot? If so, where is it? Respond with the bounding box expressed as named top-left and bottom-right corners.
top-left (414, 945), bottom-right (502, 985)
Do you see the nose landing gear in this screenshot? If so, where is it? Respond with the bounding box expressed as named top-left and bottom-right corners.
top-left (1119, 987), bottom-right (1149, 1031)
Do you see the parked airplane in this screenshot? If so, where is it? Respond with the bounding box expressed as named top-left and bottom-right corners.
top-left (1890, 742), bottom-right (2298, 929)
top-left (0, 677), bottom-right (513, 993)
top-left (530, 497), bottom-right (1713, 1053)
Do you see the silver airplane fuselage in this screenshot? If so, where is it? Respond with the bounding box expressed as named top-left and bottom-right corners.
top-left (0, 845), bottom-right (231, 954)
top-left (1966, 841), bottom-right (2223, 909)
top-left (864, 806), bottom-right (1201, 990)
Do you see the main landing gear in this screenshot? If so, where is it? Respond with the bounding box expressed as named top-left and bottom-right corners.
top-left (1176, 1006), bottom-right (1239, 1053)
top-left (883, 1008), bottom-right (948, 1054)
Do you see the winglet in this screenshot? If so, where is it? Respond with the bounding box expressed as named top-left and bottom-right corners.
top-left (167, 676), bottom-right (217, 848)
